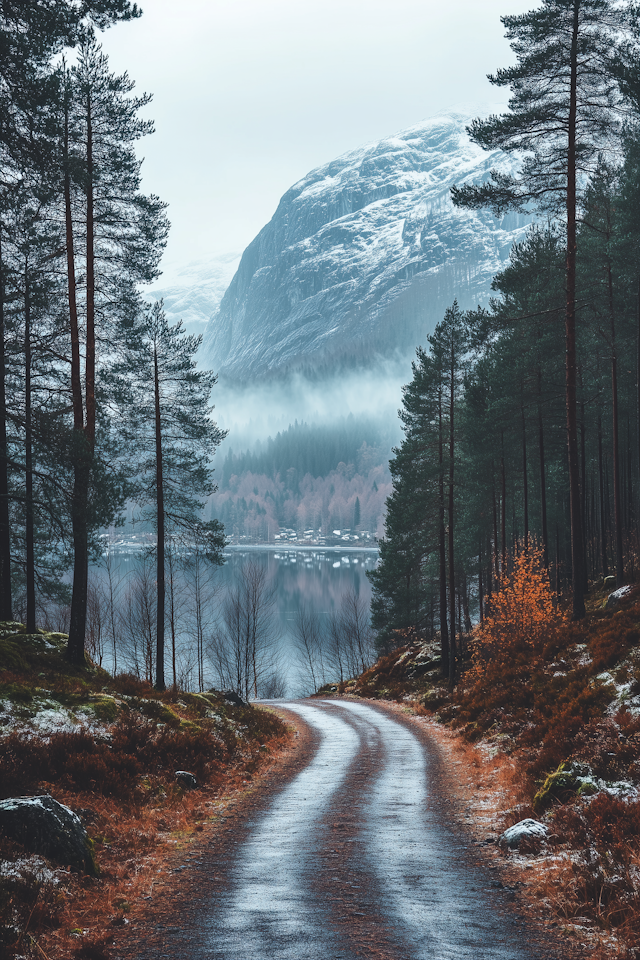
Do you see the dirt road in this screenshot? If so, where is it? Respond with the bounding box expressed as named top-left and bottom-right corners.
top-left (122, 699), bottom-right (559, 960)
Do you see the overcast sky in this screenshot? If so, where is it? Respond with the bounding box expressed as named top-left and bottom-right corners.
top-left (99, 0), bottom-right (531, 270)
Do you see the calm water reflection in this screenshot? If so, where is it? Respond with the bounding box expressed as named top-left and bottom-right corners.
top-left (92, 545), bottom-right (377, 696)
top-left (220, 545), bottom-right (376, 633)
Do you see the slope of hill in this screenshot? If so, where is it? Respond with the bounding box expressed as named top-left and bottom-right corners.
top-left (203, 110), bottom-right (531, 380)
top-left (0, 625), bottom-right (289, 958)
top-left (325, 582), bottom-right (640, 959)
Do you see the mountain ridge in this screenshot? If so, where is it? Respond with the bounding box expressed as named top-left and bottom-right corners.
top-left (203, 109), bottom-right (531, 380)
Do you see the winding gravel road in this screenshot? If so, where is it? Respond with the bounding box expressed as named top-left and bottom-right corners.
top-left (124, 699), bottom-right (558, 960)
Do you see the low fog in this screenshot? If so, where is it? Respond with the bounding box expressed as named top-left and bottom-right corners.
top-left (210, 354), bottom-right (413, 459)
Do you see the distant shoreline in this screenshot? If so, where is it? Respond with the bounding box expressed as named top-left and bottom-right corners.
top-left (223, 543), bottom-right (379, 554)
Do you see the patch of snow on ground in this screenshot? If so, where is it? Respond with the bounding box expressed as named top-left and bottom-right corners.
top-left (0, 856), bottom-right (61, 885)
top-left (609, 585), bottom-right (632, 602)
top-left (596, 671), bottom-right (616, 684)
top-left (29, 704), bottom-right (77, 735)
top-left (599, 780), bottom-right (638, 799)
top-left (0, 695), bottom-right (113, 740)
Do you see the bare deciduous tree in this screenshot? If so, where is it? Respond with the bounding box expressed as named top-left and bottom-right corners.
top-left (293, 604), bottom-right (326, 695)
top-left (208, 560), bottom-right (280, 701)
top-left (325, 589), bottom-right (375, 682)
top-left (293, 589), bottom-right (375, 692)
top-left (183, 537), bottom-right (220, 692)
top-left (86, 582), bottom-right (106, 666)
top-left (120, 561), bottom-right (157, 681)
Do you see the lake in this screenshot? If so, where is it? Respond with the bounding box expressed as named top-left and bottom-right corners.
top-left (89, 545), bottom-right (378, 697)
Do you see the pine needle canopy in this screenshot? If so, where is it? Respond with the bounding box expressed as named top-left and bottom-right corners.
top-left (452, 0), bottom-right (633, 217)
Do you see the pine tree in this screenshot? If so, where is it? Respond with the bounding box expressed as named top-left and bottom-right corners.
top-left (131, 302), bottom-right (226, 690)
top-left (578, 162), bottom-right (630, 586)
top-left (428, 302), bottom-right (471, 685)
top-left (451, 0), bottom-right (634, 619)
top-left (0, 146), bottom-right (79, 628)
top-left (369, 302), bottom-right (471, 680)
top-left (63, 36), bottom-right (168, 663)
top-left (0, 0), bottom-right (141, 623)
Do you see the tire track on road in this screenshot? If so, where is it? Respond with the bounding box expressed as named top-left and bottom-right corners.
top-left (116, 698), bottom-right (563, 960)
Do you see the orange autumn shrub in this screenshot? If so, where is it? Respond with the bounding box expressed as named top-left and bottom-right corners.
top-left (471, 545), bottom-right (558, 679)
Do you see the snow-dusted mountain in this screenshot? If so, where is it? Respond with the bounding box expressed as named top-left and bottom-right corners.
top-left (202, 110), bottom-right (530, 381)
top-left (148, 252), bottom-right (241, 338)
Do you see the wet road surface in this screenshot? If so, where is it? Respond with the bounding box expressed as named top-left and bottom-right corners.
top-left (125, 700), bottom-right (557, 960)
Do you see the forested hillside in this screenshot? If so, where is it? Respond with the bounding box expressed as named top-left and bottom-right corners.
top-left (369, 0), bottom-right (640, 675)
top-left (209, 418), bottom-right (393, 540)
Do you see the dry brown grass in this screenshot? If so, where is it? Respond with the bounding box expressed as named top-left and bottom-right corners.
top-left (0, 632), bottom-right (294, 960)
top-left (4, 723), bottom-right (293, 960)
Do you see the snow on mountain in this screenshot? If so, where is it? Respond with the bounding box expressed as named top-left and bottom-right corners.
top-left (147, 251), bottom-right (241, 338)
top-left (202, 109), bottom-right (531, 381)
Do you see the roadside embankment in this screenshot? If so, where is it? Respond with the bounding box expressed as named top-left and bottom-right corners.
top-left (318, 580), bottom-right (640, 960)
top-left (0, 623), bottom-right (293, 960)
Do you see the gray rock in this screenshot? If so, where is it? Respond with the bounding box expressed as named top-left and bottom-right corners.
top-left (0, 795), bottom-right (96, 874)
top-left (499, 818), bottom-right (548, 850)
top-left (175, 771), bottom-right (198, 789)
top-left (203, 111), bottom-right (531, 381)
top-left (408, 658), bottom-right (440, 678)
top-left (605, 585), bottom-right (632, 609)
top-left (222, 690), bottom-right (245, 707)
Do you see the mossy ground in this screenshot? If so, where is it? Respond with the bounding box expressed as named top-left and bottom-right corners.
top-left (0, 622), bottom-right (291, 960)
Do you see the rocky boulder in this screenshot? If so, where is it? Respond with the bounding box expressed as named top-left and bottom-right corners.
top-left (499, 818), bottom-right (548, 850)
top-left (0, 795), bottom-right (97, 875)
top-left (222, 690), bottom-right (245, 707)
top-left (605, 585), bottom-right (632, 609)
top-left (175, 771), bottom-right (198, 789)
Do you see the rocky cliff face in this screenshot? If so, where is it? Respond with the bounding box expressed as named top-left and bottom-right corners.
top-left (202, 111), bottom-right (530, 381)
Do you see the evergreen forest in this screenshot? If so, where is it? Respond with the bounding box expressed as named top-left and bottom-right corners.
top-left (211, 417), bottom-right (393, 540)
top-left (369, 0), bottom-right (640, 679)
top-left (0, 3), bottom-right (225, 683)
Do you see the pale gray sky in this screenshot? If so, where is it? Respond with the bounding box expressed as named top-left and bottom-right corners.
top-left (99, 0), bottom-right (531, 268)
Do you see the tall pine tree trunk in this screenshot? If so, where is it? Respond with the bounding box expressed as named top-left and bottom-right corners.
top-left (448, 342), bottom-right (456, 689)
top-left (64, 88), bottom-right (90, 662)
top-left (611, 351), bottom-right (623, 584)
top-left (608, 264), bottom-right (624, 585)
top-left (492, 477), bottom-right (499, 582)
top-left (598, 410), bottom-right (608, 576)
top-left (566, 0), bottom-right (585, 618)
top-left (579, 370), bottom-right (588, 590)
top-left (167, 546), bottom-right (177, 689)
top-left (438, 388), bottom-right (449, 678)
top-left (538, 387), bottom-right (548, 569)
top-left (68, 92), bottom-right (95, 664)
top-left (0, 232), bottom-right (12, 619)
top-left (64, 93), bottom-right (84, 435)
top-left (521, 387), bottom-right (529, 553)
top-left (24, 269), bottom-right (35, 633)
top-left (154, 344), bottom-right (166, 690)
top-left (478, 540), bottom-right (484, 622)
top-left (85, 96), bottom-right (96, 453)
top-left (501, 433), bottom-right (507, 574)
top-left (637, 275), bottom-right (640, 489)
